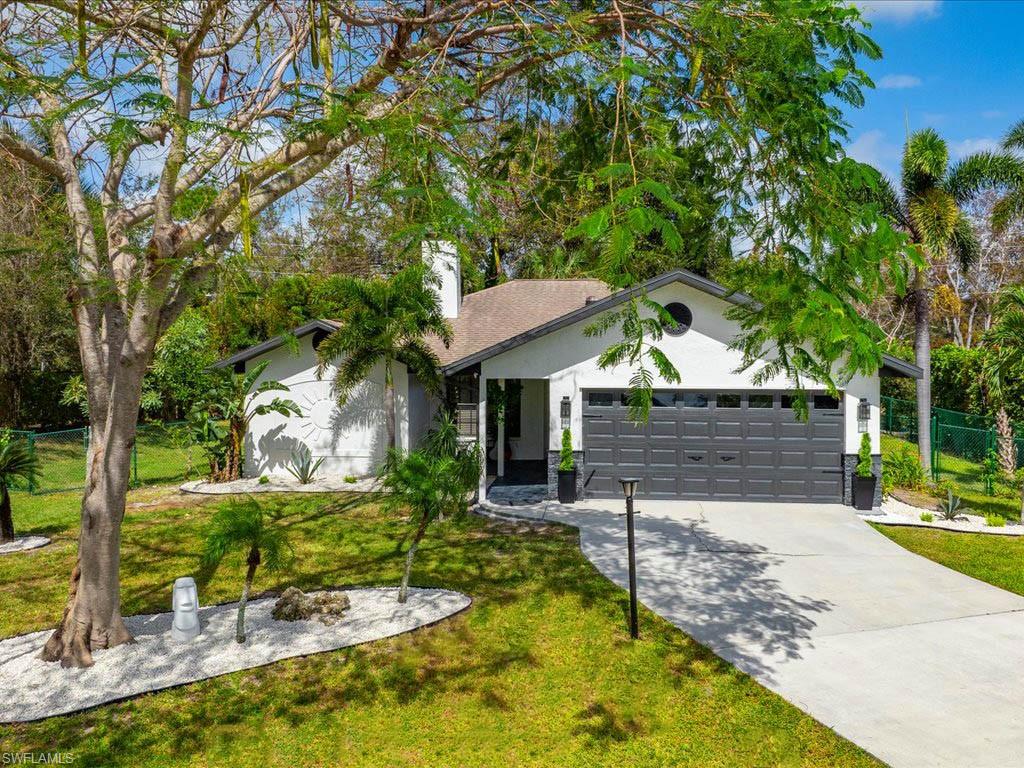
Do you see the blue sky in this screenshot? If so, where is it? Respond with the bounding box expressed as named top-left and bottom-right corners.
top-left (846, 0), bottom-right (1024, 178)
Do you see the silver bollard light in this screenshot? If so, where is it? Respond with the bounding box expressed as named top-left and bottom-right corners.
top-left (171, 576), bottom-right (201, 642)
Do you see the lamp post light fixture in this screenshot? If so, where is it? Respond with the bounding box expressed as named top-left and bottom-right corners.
top-left (857, 398), bottom-right (870, 433)
top-left (618, 477), bottom-right (641, 640)
top-left (560, 396), bottom-right (571, 430)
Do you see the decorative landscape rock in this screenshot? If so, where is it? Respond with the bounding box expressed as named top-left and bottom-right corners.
top-left (272, 586), bottom-right (351, 625)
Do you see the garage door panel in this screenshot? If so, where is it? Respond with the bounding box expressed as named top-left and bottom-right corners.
top-left (582, 389), bottom-right (843, 503)
top-left (650, 448), bottom-right (678, 467)
top-left (586, 446), bottom-right (615, 466)
top-left (650, 419), bottom-right (679, 437)
top-left (682, 420), bottom-right (711, 437)
top-left (746, 450), bottom-right (776, 469)
top-left (747, 421), bottom-right (776, 438)
top-left (714, 421), bottom-right (743, 438)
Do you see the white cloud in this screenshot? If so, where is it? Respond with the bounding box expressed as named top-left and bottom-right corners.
top-left (854, 1), bottom-right (940, 23)
top-left (846, 130), bottom-right (901, 177)
top-left (951, 137), bottom-right (1001, 158)
top-left (878, 74), bottom-right (922, 89)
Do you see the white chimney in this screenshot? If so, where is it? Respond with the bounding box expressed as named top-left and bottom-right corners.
top-left (422, 240), bottom-right (461, 319)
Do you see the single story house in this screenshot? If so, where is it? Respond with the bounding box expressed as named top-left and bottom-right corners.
top-left (215, 242), bottom-right (921, 506)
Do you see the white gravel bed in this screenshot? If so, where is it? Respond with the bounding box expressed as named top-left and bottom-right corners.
top-left (0, 587), bottom-right (470, 723)
top-left (865, 496), bottom-right (1024, 536)
top-left (181, 473), bottom-right (380, 495)
top-left (0, 536), bottom-right (51, 555)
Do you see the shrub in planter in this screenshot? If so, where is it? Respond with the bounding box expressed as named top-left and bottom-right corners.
top-left (558, 428), bottom-right (577, 503)
top-left (853, 433), bottom-right (877, 511)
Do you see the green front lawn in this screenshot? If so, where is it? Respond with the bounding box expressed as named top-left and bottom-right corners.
top-left (0, 489), bottom-right (879, 767)
top-left (873, 524), bottom-right (1024, 597)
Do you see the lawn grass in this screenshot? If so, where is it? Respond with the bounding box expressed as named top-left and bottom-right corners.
top-left (15, 424), bottom-right (204, 495)
top-left (881, 433), bottom-right (1021, 521)
top-left (0, 488), bottom-right (880, 767)
top-left (872, 524), bottom-right (1024, 597)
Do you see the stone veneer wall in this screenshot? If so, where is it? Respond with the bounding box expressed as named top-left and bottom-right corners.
top-left (547, 450), bottom-right (586, 500)
top-left (842, 454), bottom-right (882, 508)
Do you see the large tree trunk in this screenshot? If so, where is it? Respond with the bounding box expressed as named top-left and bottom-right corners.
top-left (913, 269), bottom-right (932, 471)
top-left (40, 410), bottom-right (138, 667)
top-left (0, 485), bottom-right (14, 543)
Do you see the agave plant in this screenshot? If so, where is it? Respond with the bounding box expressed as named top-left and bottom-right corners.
top-left (285, 447), bottom-right (324, 485)
top-left (937, 488), bottom-right (970, 522)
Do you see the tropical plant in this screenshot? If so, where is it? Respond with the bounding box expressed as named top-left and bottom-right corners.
top-left (559, 429), bottom-right (575, 472)
top-left (380, 437), bottom-right (480, 604)
top-left (983, 287), bottom-right (1024, 478)
top-left (187, 407), bottom-right (230, 483)
top-left (0, 430), bottom-right (41, 544)
top-left (199, 361), bottom-right (302, 482)
top-left (919, 512), bottom-right (934, 523)
top-left (937, 488), bottom-right (970, 522)
top-left (285, 447), bottom-right (324, 485)
top-left (872, 128), bottom-right (1016, 467)
top-left (985, 513), bottom-right (1006, 528)
top-left (882, 443), bottom-right (926, 495)
top-left (856, 433), bottom-right (874, 478)
top-left (316, 264), bottom-right (453, 451)
top-left (202, 500), bottom-right (292, 643)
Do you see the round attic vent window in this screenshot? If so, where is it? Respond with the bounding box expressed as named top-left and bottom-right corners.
top-left (662, 302), bottom-right (692, 336)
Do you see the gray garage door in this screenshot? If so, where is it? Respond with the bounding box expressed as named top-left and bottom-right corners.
top-left (582, 390), bottom-right (844, 502)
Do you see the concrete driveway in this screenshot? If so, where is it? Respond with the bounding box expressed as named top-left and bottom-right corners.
top-left (483, 496), bottom-right (1024, 768)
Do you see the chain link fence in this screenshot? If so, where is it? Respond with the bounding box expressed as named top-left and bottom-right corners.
top-left (8, 422), bottom-right (205, 494)
top-left (882, 396), bottom-right (1023, 498)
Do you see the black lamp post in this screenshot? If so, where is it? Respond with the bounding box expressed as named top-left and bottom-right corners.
top-left (618, 477), bottom-right (640, 640)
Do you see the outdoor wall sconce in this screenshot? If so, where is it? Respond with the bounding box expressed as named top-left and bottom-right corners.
top-left (560, 396), bottom-right (571, 429)
top-left (858, 398), bottom-right (870, 433)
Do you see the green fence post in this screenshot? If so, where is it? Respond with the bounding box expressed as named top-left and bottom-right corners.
top-left (27, 432), bottom-right (36, 494)
top-left (931, 416), bottom-right (939, 482)
top-left (986, 428), bottom-right (995, 496)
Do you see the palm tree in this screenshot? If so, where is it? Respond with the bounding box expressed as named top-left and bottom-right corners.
top-left (316, 263), bottom-right (453, 450)
top-left (0, 431), bottom-right (40, 543)
top-left (380, 420), bottom-right (480, 603)
top-left (201, 360), bottom-right (302, 481)
top-left (873, 129), bottom-right (1009, 466)
top-left (202, 499), bottom-right (292, 643)
top-left (983, 287), bottom-right (1024, 481)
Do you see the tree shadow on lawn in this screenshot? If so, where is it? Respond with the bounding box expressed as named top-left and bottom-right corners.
top-left (1, 500), bottom-right (834, 765)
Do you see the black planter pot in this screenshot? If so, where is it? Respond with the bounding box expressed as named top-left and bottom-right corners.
top-left (557, 469), bottom-right (577, 503)
top-left (852, 475), bottom-right (877, 511)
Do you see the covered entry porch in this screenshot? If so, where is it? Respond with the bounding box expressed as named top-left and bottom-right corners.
top-left (447, 372), bottom-right (554, 502)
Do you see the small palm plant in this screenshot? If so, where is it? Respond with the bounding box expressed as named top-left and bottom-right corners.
top-left (380, 437), bottom-right (479, 604)
top-left (202, 500), bottom-right (292, 643)
top-left (0, 430), bottom-right (41, 544)
top-left (285, 447), bottom-right (324, 485)
top-left (937, 488), bottom-right (970, 522)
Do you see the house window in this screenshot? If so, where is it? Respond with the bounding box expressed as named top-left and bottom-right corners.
top-left (454, 403), bottom-right (478, 438)
top-left (716, 393), bottom-right (741, 408)
top-left (813, 394), bottom-right (840, 410)
top-left (748, 394), bottom-right (774, 409)
top-left (681, 393), bottom-right (708, 408)
top-left (651, 392), bottom-right (676, 408)
top-left (781, 393), bottom-right (804, 410)
top-left (588, 392), bottom-right (614, 407)
top-left (662, 302), bottom-right (693, 337)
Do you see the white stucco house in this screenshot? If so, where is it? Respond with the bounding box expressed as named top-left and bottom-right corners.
top-left (215, 243), bottom-right (921, 506)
